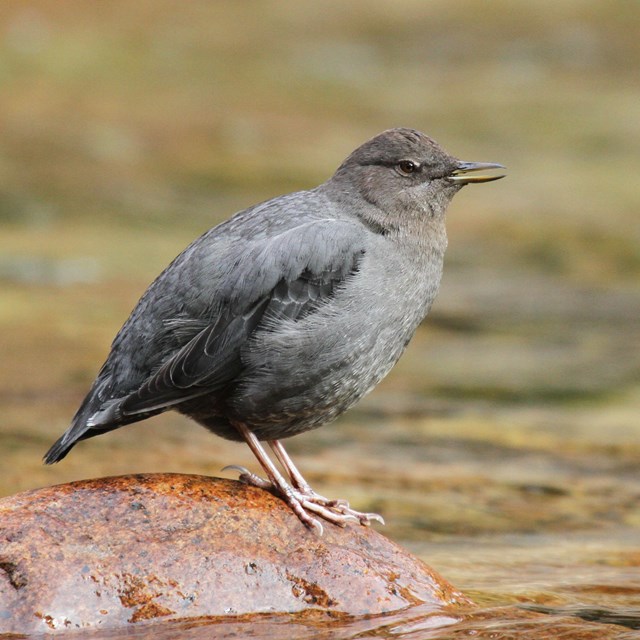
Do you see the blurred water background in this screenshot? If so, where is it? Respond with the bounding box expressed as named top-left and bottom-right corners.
top-left (1, 1), bottom-right (639, 637)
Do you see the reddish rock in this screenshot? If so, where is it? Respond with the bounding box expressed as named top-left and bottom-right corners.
top-left (0, 474), bottom-right (470, 634)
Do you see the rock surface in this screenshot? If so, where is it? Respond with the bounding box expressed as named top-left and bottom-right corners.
top-left (0, 473), bottom-right (470, 634)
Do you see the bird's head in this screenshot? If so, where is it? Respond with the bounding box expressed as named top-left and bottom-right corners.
top-left (330, 128), bottom-right (505, 232)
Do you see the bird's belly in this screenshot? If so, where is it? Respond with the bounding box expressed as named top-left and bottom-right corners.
top-left (226, 294), bottom-right (431, 440)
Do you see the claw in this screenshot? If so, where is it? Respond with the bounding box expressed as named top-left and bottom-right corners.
top-left (222, 464), bottom-right (272, 489)
top-left (356, 512), bottom-right (385, 526)
top-left (309, 518), bottom-right (324, 536)
top-left (222, 464), bottom-right (251, 475)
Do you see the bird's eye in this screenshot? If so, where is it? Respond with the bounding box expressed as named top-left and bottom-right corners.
top-left (397, 160), bottom-right (417, 175)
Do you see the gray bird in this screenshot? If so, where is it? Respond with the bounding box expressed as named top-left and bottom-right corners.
top-left (45, 128), bottom-right (505, 533)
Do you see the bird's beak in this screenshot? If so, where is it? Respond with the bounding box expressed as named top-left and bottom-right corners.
top-left (447, 161), bottom-right (506, 185)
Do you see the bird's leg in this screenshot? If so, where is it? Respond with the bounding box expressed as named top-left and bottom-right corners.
top-left (229, 424), bottom-right (383, 531)
top-left (231, 423), bottom-right (325, 534)
top-left (268, 439), bottom-right (318, 495)
top-left (269, 439), bottom-right (385, 527)
top-left (268, 439), bottom-right (346, 505)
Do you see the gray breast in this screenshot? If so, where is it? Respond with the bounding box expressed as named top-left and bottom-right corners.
top-left (226, 239), bottom-right (443, 439)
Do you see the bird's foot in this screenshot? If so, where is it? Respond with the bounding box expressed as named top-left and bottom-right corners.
top-left (224, 465), bottom-right (325, 533)
top-left (224, 465), bottom-right (384, 532)
top-left (297, 490), bottom-right (386, 528)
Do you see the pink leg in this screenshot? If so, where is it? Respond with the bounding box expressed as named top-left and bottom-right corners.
top-left (225, 423), bottom-right (384, 532)
top-left (229, 424), bottom-right (324, 533)
top-left (268, 439), bottom-right (315, 494)
top-left (270, 439), bottom-right (384, 527)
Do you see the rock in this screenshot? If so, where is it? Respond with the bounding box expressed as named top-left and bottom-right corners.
top-left (0, 474), bottom-right (470, 634)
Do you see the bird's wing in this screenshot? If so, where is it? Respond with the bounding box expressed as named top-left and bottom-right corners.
top-left (98, 219), bottom-right (366, 422)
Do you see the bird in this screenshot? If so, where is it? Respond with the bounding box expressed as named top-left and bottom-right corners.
top-left (45, 128), bottom-right (505, 533)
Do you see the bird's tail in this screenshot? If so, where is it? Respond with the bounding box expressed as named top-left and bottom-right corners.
top-left (44, 384), bottom-right (165, 464)
top-left (43, 431), bottom-right (78, 464)
top-left (43, 396), bottom-right (105, 464)
top-left (43, 375), bottom-right (119, 464)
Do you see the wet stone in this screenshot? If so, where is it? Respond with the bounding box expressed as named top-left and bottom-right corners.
top-left (0, 474), bottom-right (470, 634)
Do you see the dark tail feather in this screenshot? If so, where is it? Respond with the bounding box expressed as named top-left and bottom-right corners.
top-left (43, 381), bottom-right (116, 464)
top-left (44, 434), bottom-right (76, 464)
top-left (44, 393), bottom-right (165, 464)
top-left (43, 418), bottom-right (140, 464)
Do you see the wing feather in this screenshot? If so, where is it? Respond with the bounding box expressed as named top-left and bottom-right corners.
top-left (44, 215), bottom-right (368, 463)
top-left (116, 254), bottom-right (363, 419)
